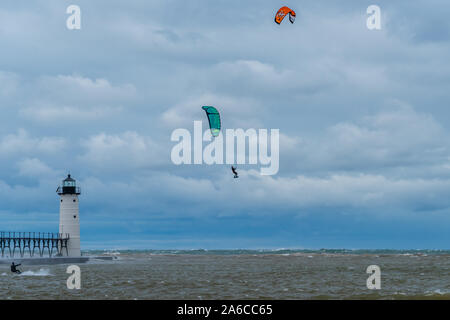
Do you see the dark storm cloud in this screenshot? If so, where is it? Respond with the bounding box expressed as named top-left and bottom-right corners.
top-left (0, 0), bottom-right (449, 248)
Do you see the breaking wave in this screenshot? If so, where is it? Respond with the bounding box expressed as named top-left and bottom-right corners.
top-left (19, 268), bottom-right (52, 276)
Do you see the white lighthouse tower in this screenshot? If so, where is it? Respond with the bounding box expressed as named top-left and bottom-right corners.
top-left (57, 174), bottom-right (81, 257)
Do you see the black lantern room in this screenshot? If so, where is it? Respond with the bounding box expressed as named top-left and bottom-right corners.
top-left (57, 174), bottom-right (81, 195)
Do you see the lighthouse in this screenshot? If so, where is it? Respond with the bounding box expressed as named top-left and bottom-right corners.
top-left (57, 174), bottom-right (81, 257)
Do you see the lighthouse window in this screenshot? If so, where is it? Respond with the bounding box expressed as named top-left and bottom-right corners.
top-left (64, 180), bottom-right (75, 187)
top-left (61, 199), bottom-right (63, 202)
top-left (73, 199), bottom-right (76, 202)
top-left (73, 215), bottom-right (77, 219)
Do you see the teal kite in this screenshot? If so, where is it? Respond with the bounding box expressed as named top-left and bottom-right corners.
top-left (202, 106), bottom-right (221, 137)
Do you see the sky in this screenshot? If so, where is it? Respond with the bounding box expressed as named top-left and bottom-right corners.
top-left (0, 0), bottom-right (449, 250)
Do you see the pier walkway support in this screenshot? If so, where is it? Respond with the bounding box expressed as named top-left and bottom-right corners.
top-left (0, 232), bottom-right (69, 258)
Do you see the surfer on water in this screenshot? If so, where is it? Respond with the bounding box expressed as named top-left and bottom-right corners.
top-left (11, 262), bottom-right (21, 274)
top-left (231, 166), bottom-right (239, 179)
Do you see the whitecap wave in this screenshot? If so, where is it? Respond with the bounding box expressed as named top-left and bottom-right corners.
top-left (426, 289), bottom-right (449, 295)
top-left (19, 268), bottom-right (52, 276)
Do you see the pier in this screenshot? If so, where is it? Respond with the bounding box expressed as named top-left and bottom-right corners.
top-left (0, 231), bottom-right (69, 258)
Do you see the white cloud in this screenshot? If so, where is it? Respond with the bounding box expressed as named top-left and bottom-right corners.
top-left (0, 129), bottom-right (66, 156)
top-left (71, 168), bottom-right (450, 219)
top-left (161, 93), bottom-right (264, 129)
top-left (0, 71), bottom-right (20, 98)
top-left (14, 74), bottom-right (137, 126)
top-left (79, 131), bottom-right (166, 171)
top-left (280, 104), bottom-right (449, 174)
top-left (20, 104), bottom-right (122, 123)
top-left (17, 158), bottom-right (56, 177)
top-left (36, 74), bottom-right (137, 104)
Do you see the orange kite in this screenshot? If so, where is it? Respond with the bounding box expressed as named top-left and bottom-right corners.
top-left (274, 6), bottom-right (296, 24)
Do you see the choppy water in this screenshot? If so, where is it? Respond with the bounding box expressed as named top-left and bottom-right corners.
top-left (0, 250), bottom-right (449, 299)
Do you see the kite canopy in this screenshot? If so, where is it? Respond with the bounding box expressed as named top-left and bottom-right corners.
top-left (275, 6), bottom-right (296, 24)
top-left (202, 106), bottom-right (221, 137)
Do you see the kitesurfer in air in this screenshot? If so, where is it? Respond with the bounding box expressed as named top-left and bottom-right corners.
top-left (11, 262), bottom-right (21, 274)
top-left (231, 166), bottom-right (238, 178)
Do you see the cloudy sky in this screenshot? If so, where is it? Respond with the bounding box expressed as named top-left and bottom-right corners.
top-left (0, 0), bottom-right (449, 249)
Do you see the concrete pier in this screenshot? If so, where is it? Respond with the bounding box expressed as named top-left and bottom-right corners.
top-left (0, 255), bottom-right (115, 265)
